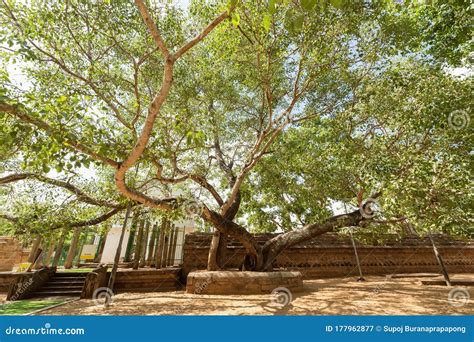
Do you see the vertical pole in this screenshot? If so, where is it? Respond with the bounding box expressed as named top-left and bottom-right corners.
top-left (155, 219), bottom-right (166, 269)
top-left (51, 229), bottom-right (67, 269)
top-left (32, 243), bottom-right (44, 270)
top-left (124, 213), bottom-right (139, 262)
top-left (95, 232), bottom-right (108, 263)
top-left (162, 222), bottom-right (170, 268)
top-left (133, 219), bottom-right (144, 269)
top-left (170, 225), bottom-right (179, 267)
top-left (64, 227), bottom-right (82, 269)
top-left (75, 232), bottom-right (86, 268)
top-left (44, 239), bottom-right (55, 266)
top-left (166, 226), bottom-right (175, 266)
top-left (349, 229), bottom-right (365, 281)
top-left (429, 232), bottom-right (451, 286)
top-left (139, 220), bottom-right (150, 268)
top-left (27, 236), bottom-right (42, 263)
top-left (107, 204), bottom-right (132, 304)
top-left (146, 223), bottom-right (157, 267)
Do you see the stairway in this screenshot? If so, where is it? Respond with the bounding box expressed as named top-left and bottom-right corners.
top-left (32, 272), bottom-right (88, 298)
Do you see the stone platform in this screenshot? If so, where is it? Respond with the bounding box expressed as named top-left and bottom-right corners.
top-left (186, 270), bottom-right (303, 295)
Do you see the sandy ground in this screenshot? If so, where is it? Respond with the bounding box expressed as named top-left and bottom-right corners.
top-left (29, 274), bottom-right (473, 316)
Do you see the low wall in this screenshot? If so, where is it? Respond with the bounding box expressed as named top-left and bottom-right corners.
top-left (109, 268), bottom-right (182, 293)
top-left (0, 272), bottom-right (23, 292)
top-left (0, 237), bottom-right (29, 271)
top-left (183, 233), bottom-right (474, 279)
top-left (186, 271), bottom-right (303, 295)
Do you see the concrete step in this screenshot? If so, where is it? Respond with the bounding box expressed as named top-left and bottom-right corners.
top-left (44, 281), bottom-right (84, 286)
top-left (42, 285), bottom-right (84, 291)
top-left (34, 290), bottom-right (82, 296)
top-left (54, 272), bottom-right (89, 277)
top-left (49, 277), bottom-right (86, 282)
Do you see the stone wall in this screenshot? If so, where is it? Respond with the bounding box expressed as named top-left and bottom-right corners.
top-left (110, 268), bottom-right (182, 293)
top-left (182, 233), bottom-right (474, 279)
top-left (0, 237), bottom-right (28, 271)
top-left (186, 271), bottom-right (303, 295)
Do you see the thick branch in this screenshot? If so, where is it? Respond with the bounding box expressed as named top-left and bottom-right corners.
top-left (0, 102), bottom-right (119, 167)
top-left (261, 210), bottom-right (365, 270)
top-left (0, 173), bottom-right (119, 208)
top-left (173, 9), bottom-right (231, 61)
top-left (134, 0), bottom-right (170, 58)
top-left (115, 3), bottom-right (233, 208)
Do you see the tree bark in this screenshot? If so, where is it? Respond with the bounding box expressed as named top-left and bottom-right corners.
top-left (207, 230), bottom-right (221, 271)
top-left (51, 229), bottom-right (67, 269)
top-left (146, 223), bottom-right (157, 267)
top-left (139, 220), bottom-right (150, 268)
top-left (44, 240), bottom-right (55, 266)
top-left (27, 236), bottom-right (42, 263)
top-left (64, 227), bottom-right (81, 269)
top-left (133, 219), bottom-right (145, 269)
top-left (170, 226), bottom-right (179, 267)
top-left (108, 204), bottom-right (131, 297)
top-left (260, 210), bottom-right (364, 271)
top-left (155, 219), bottom-right (167, 268)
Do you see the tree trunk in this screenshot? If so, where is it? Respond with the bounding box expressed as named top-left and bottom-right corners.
top-left (170, 226), bottom-right (179, 266)
top-left (166, 226), bottom-right (175, 266)
top-left (27, 236), bottom-right (42, 263)
top-left (64, 227), bottom-right (81, 269)
top-left (44, 240), bottom-right (55, 266)
top-left (124, 212), bottom-right (139, 262)
top-left (207, 230), bottom-right (221, 271)
top-left (203, 208), bottom-right (365, 272)
top-left (260, 210), bottom-right (364, 270)
top-left (51, 229), bottom-right (67, 269)
top-left (94, 232), bottom-right (107, 263)
top-left (146, 223), bottom-right (157, 267)
top-left (107, 204), bottom-right (131, 300)
top-left (32, 243), bottom-right (44, 270)
top-left (133, 219), bottom-right (145, 269)
top-left (75, 233), bottom-right (86, 268)
top-left (139, 220), bottom-right (150, 268)
top-left (162, 227), bottom-right (170, 268)
top-left (155, 219), bottom-right (167, 268)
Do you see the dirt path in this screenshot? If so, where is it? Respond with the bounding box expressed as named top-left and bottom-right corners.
top-left (35, 275), bottom-right (473, 315)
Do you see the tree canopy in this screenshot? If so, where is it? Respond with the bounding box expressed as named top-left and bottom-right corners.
top-left (0, 0), bottom-right (472, 269)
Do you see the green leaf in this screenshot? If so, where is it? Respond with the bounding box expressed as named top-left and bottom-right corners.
top-left (301, 0), bottom-right (317, 11)
top-left (330, 0), bottom-right (344, 9)
top-left (263, 14), bottom-right (272, 32)
top-left (231, 13), bottom-right (240, 27)
top-left (268, 0), bottom-right (277, 15)
top-left (292, 14), bottom-right (305, 32)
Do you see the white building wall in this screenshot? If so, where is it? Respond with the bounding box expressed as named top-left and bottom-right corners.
top-left (100, 224), bottom-right (130, 264)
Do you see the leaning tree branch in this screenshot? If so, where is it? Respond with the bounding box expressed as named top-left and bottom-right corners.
top-left (0, 173), bottom-right (119, 208)
top-left (0, 102), bottom-right (119, 168)
top-left (261, 210), bottom-right (366, 270)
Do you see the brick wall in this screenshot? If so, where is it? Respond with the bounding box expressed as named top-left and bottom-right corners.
top-left (182, 233), bottom-right (474, 279)
top-left (0, 237), bottom-right (28, 272)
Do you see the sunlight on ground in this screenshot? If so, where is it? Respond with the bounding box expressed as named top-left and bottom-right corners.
top-left (32, 275), bottom-right (473, 316)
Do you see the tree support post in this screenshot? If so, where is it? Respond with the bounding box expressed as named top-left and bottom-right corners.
top-left (429, 232), bottom-right (451, 286)
top-left (106, 204), bottom-right (132, 307)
